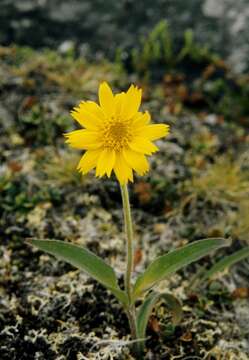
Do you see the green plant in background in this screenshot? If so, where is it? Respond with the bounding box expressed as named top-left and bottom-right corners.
top-left (185, 155), bottom-right (249, 239)
top-left (29, 82), bottom-right (230, 357)
top-left (128, 20), bottom-right (249, 126)
top-left (190, 156), bottom-right (249, 202)
top-left (183, 155), bottom-right (249, 293)
top-left (131, 21), bottom-right (218, 77)
top-left (131, 20), bottom-right (173, 75)
top-left (177, 29), bottom-right (216, 63)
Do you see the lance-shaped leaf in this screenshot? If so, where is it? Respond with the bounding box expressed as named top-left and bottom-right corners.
top-left (29, 239), bottom-right (127, 305)
top-left (136, 291), bottom-right (182, 353)
top-left (133, 238), bottom-right (231, 299)
top-left (198, 246), bottom-right (249, 285)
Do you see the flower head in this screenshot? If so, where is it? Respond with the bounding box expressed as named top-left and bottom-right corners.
top-left (65, 82), bottom-right (169, 184)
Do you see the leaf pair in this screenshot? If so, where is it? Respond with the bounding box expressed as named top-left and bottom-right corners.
top-left (29, 237), bottom-right (232, 355)
top-left (29, 237), bottom-right (230, 305)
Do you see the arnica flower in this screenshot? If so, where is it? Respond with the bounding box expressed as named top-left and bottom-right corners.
top-left (65, 82), bottom-right (169, 184)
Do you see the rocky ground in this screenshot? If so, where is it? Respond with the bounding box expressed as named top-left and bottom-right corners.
top-left (0, 40), bottom-right (249, 359)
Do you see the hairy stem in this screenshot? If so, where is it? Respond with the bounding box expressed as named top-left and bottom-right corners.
top-left (120, 184), bottom-right (134, 304)
top-left (120, 184), bottom-right (141, 355)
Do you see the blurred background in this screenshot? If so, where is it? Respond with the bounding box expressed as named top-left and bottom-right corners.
top-left (1, 0), bottom-right (249, 72)
top-left (0, 1), bottom-right (249, 359)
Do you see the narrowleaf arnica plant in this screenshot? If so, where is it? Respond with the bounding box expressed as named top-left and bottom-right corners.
top-left (29, 82), bottom-right (230, 357)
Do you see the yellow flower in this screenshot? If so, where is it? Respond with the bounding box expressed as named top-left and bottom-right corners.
top-left (65, 82), bottom-right (169, 184)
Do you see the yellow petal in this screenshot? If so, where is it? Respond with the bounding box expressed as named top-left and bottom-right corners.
top-left (71, 101), bottom-right (104, 130)
top-left (129, 137), bottom-right (159, 155)
top-left (77, 149), bottom-right (101, 174)
top-left (82, 101), bottom-right (106, 121)
top-left (135, 124), bottom-right (170, 140)
top-left (114, 92), bottom-right (125, 116)
top-left (132, 111), bottom-right (151, 128)
top-left (96, 148), bottom-right (116, 177)
top-left (121, 85), bottom-right (142, 119)
top-left (114, 152), bottom-right (133, 184)
top-left (64, 130), bottom-right (102, 150)
top-left (123, 148), bottom-right (149, 175)
top-left (98, 82), bottom-right (115, 117)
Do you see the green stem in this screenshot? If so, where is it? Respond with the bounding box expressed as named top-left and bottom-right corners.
top-left (126, 308), bottom-right (137, 339)
top-left (120, 184), bottom-right (134, 304)
top-left (120, 184), bottom-right (141, 356)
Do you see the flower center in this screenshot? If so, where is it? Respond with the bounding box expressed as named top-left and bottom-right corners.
top-left (103, 119), bottom-right (132, 151)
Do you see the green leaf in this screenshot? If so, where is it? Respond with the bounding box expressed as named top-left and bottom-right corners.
top-left (29, 239), bottom-right (127, 305)
top-left (136, 291), bottom-right (182, 353)
top-left (198, 246), bottom-right (249, 285)
top-left (133, 238), bottom-right (231, 299)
